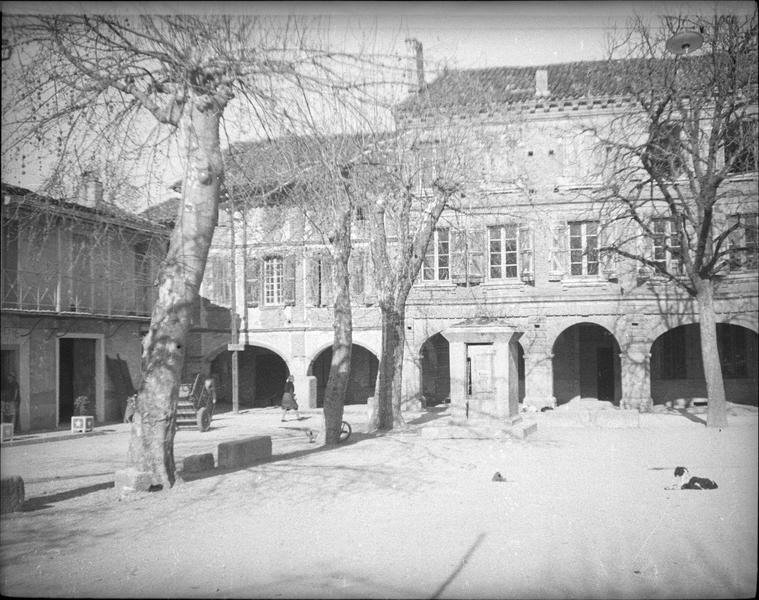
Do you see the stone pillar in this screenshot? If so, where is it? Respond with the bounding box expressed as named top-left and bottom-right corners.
top-left (401, 351), bottom-right (423, 412)
top-left (491, 341), bottom-right (509, 420)
top-left (620, 345), bottom-right (652, 411)
top-left (448, 340), bottom-right (468, 424)
top-left (523, 350), bottom-right (556, 410)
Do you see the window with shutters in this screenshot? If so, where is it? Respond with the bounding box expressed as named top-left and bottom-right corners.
top-left (652, 218), bottom-right (683, 274)
top-left (416, 143), bottom-right (438, 193)
top-left (349, 249), bottom-right (365, 297)
top-left (725, 119), bottom-right (758, 175)
top-left (488, 225), bottom-right (518, 279)
top-left (244, 253), bottom-right (260, 307)
top-left (207, 254), bottom-right (232, 306)
top-left (728, 213), bottom-right (758, 271)
top-left (646, 121), bottom-right (684, 179)
top-left (422, 228), bottom-right (450, 281)
top-left (307, 252), bottom-right (333, 307)
top-left (548, 223), bottom-right (568, 280)
top-left (568, 221), bottom-right (599, 276)
top-left (263, 256), bottom-right (283, 306)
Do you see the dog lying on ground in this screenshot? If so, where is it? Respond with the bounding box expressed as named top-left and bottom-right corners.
top-left (668, 466), bottom-right (718, 490)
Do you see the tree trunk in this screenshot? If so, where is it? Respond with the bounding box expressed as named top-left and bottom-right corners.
top-left (128, 99), bottom-right (224, 488)
top-left (323, 216), bottom-right (352, 445)
top-left (374, 305), bottom-right (402, 430)
top-left (390, 304), bottom-right (407, 428)
top-left (695, 279), bottom-right (728, 428)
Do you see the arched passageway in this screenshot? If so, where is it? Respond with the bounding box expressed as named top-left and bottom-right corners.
top-left (552, 323), bottom-right (622, 406)
top-left (420, 333), bottom-right (450, 406)
top-left (210, 346), bottom-right (289, 408)
top-left (650, 323), bottom-right (758, 406)
top-left (309, 344), bottom-right (378, 408)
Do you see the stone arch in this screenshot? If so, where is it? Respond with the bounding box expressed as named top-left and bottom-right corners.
top-left (419, 333), bottom-right (451, 406)
top-left (650, 322), bottom-right (758, 406)
top-left (552, 322), bottom-right (622, 406)
top-left (209, 344), bottom-right (290, 408)
top-left (308, 344), bottom-right (379, 408)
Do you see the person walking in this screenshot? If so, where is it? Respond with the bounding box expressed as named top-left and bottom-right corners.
top-left (281, 375), bottom-right (301, 422)
top-left (1, 370), bottom-right (20, 430)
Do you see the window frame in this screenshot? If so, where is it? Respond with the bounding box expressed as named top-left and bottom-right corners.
top-left (652, 218), bottom-right (683, 275)
top-left (263, 255), bottom-right (284, 306)
top-left (568, 220), bottom-right (599, 277)
top-left (488, 224), bottom-right (520, 280)
top-left (647, 121), bottom-right (684, 180)
top-left (728, 213), bottom-right (759, 271)
top-left (725, 118), bottom-right (758, 175)
top-left (422, 228), bottom-right (450, 282)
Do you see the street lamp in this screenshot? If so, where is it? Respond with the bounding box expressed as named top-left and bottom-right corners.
top-left (665, 30), bottom-right (704, 55)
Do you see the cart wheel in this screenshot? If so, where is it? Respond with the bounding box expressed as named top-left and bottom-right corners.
top-left (197, 407), bottom-right (211, 432)
top-left (339, 420), bottom-right (352, 442)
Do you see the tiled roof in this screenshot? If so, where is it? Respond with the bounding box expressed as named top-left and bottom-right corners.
top-left (141, 197), bottom-right (181, 226)
top-left (2, 182), bottom-right (167, 233)
top-left (398, 55), bottom-right (756, 112)
top-left (224, 132), bottom-right (389, 192)
top-left (161, 132), bottom-right (394, 212)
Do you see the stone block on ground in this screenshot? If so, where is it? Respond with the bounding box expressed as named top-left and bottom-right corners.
top-left (114, 468), bottom-right (154, 493)
top-left (178, 453), bottom-right (215, 473)
top-left (508, 421), bottom-right (538, 439)
top-left (1, 476), bottom-right (25, 513)
top-left (1, 423), bottom-right (14, 442)
top-left (218, 436), bottom-right (272, 469)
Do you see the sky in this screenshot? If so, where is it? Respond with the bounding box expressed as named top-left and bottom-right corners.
top-left (1, 1), bottom-right (756, 201)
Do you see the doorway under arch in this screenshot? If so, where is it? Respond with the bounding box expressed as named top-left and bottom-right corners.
top-left (309, 344), bottom-right (378, 408)
top-left (650, 323), bottom-right (758, 406)
top-left (552, 323), bottom-right (622, 406)
top-left (210, 345), bottom-right (289, 408)
top-left (420, 333), bottom-right (450, 406)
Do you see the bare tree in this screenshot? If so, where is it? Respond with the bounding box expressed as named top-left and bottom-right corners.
top-left (592, 12), bottom-right (758, 427)
top-left (349, 119), bottom-right (471, 430)
top-left (2, 14), bottom-right (393, 487)
top-left (227, 132), bottom-right (366, 444)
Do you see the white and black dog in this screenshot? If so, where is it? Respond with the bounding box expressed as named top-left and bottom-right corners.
top-left (669, 466), bottom-right (718, 490)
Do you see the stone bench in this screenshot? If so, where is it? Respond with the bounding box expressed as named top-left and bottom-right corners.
top-left (178, 453), bottom-right (215, 474)
top-left (217, 436), bottom-right (272, 469)
top-left (1, 476), bottom-right (25, 513)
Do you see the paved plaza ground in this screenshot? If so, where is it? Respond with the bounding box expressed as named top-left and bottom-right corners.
top-left (1, 403), bottom-right (757, 599)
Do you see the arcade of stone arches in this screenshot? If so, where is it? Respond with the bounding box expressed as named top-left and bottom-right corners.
top-left (205, 323), bottom-right (757, 410)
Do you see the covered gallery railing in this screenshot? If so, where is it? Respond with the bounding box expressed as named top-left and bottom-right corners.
top-left (1, 269), bottom-right (154, 318)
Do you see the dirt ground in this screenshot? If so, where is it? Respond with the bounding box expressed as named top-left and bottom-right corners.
top-left (1, 403), bottom-right (757, 599)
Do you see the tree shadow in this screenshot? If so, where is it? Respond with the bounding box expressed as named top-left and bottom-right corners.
top-left (178, 429), bottom-right (382, 484)
top-left (405, 406), bottom-right (452, 427)
top-left (675, 408), bottom-right (707, 426)
top-left (22, 481), bottom-right (115, 512)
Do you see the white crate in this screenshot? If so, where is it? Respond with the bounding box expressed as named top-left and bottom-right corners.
top-left (70, 416), bottom-right (94, 433)
top-left (0, 423), bottom-right (13, 442)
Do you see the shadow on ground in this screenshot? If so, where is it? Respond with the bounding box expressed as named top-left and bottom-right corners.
top-left (179, 430), bottom-right (382, 484)
top-left (22, 481), bottom-right (115, 512)
top-left (406, 406), bottom-right (451, 427)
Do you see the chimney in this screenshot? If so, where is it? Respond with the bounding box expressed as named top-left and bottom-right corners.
top-left (79, 171), bottom-right (103, 208)
top-left (535, 69), bottom-right (549, 97)
top-left (406, 38), bottom-right (426, 94)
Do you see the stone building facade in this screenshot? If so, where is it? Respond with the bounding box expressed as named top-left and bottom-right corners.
top-left (1, 181), bottom-right (168, 431)
top-left (187, 58), bottom-right (758, 421)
